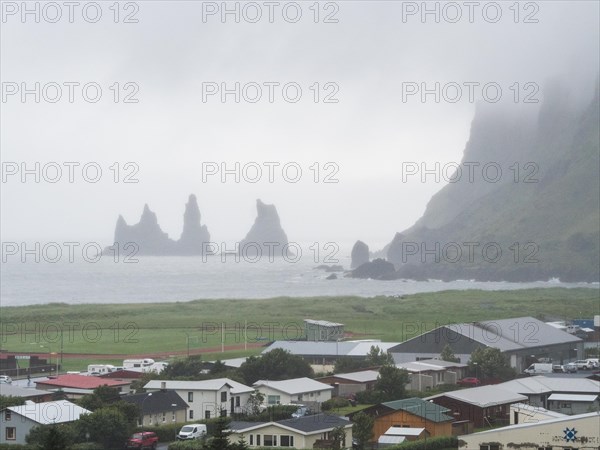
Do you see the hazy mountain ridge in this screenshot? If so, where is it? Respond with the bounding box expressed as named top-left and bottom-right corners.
top-left (387, 83), bottom-right (600, 282)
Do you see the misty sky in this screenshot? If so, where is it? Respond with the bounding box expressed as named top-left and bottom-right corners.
top-left (1, 1), bottom-right (599, 250)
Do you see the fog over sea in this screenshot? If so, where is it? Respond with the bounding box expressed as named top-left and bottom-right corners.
top-left (1, 250), bottom-right (596, 307)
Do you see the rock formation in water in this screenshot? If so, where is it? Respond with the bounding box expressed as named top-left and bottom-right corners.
top-left (107, 195), bottom-right (211, 256)
top-left (349, 258), bottom-right (396, 280)
top-left (239, 199), bottom-right (291, 257)
top-left (350, 240), bottom-right (370, 269)
top-left (177, 194), bottom-right (211, 255)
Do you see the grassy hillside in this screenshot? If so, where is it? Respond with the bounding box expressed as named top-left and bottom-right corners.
top-left (389, 85), bottom-right (600, 282)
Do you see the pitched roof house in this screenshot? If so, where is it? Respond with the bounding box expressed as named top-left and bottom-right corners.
top-left (144, 378), bottom-right (254, 420)
top-left (34, 374), bottom-right (131, 398)
top-left (253, 377), bottom-right (334, 406)
top-left (0, 400), bottom-right (90, 445)
top-left (228, 413), bottom-right (353, 449)
top-left (348, 397), bottom-right (454, 441)
top-left (122, 390), bottom-right (189, 427)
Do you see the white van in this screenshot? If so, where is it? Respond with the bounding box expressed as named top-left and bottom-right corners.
top-left (177, 424), bottom-right (207, 440)
top-left (524, 363), bottom-right (553, 375)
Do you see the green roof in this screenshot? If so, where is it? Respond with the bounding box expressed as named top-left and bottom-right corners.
top-left (382, 397), bottom-right (454, 423)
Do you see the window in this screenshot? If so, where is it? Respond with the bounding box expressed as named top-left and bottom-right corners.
top-left (267, 395), bottom-right (280, 405)
top-left (172, 411), bottom-right (176, 422)
top-left (205, 411), bottom-right (211, 419)
top-left (561, 403), bottom-right (571, 408)
top-left (189, 410), bottom-right (194, 419)
top-left (162, 412), bottom-right (166, 423)
top-left (221, 391), bottom-right (227, 402)
top-left (297, 394), bottom-right (303, 401)
top-left (264, 435), bottom-right (276, 446)
top-left (6, 427), bottom-right (16, 440)
top-left (281, 435), bottom-right (294, 447)
top-left (256, 435), bottom-right (261, 446)
top-left (236, 396), bottom-right (241, 407)
top-left (4, 411), bottom-right (11, 421)
top-left (188, 392), bottom-right (194, 402)
top-left (220, 409), bottom-right (227, 417)
top-left (250, 435), bottom-right (254, 446)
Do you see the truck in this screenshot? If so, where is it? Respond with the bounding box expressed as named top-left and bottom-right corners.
top-left (523, 363), bottom-right (553, 375)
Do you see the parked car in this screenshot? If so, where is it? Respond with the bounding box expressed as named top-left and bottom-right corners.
top-left (552, 364), bottom-right (565, 373)
top-left (125, 432), bottom-right (158, 449)
top-left (457, 377), bottom-right (481, 387)
top-left (0, 375), bottom-right (12, 384)
top-left (574, 360), bottom-right (595, 370)
top-left (585, 358), bottom-right (599, 368)
top-left (177, 424), bottom-right (207, 440)
top-left (563, 362), bottom-right (577, 373)
top-left (524, 363), bottom-right (553, 375)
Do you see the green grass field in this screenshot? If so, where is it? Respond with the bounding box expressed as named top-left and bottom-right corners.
top-left (1, 288), bottom-right (598, 373)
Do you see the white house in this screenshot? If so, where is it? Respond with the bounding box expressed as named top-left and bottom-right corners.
top-left (253, 377), bottom-right (333, 406)
top-left (144, 378), bottom-right (254, 420)
top-left (0, 400), bottom-right (90, 445)
top-left (510, 403), bottom-right (566, 425)
top-left (459, 411), bottom-right (600, 449)
top-left (228, 413), bottom-right (353, 449)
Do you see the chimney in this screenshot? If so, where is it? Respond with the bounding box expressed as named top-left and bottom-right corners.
top-left (161, 381), bottom-right (166, 392)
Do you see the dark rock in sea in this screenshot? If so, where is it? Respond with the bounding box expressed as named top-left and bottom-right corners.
top-left (326, 273), bottom-right (338, 280)
top-left (239, 199), bottom-right (291, 258)
top-left (349, 258), bottom-right (396, 280)
top-left (177, 194), bottom-right (211, 255)
top-left (106, 195), bottom-right (211, 256)
top-left (350, 240), bottom-right (370, 269)
top-left (314, 264), bottom-right (344, 272)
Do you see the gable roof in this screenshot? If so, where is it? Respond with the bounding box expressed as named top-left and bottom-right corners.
top-left (390, 317), bottom-right (581, 354)
top-left (381, 398), bottom-right (454, 423)
top-left (6, 400), bottom-right (90, 425)
top-left (144, 378), bottom-right (253, 394)
top-left (426, 385), bottom-right (528, 407)
top-left (36, 374), bottom-right (129, 389)
top-left (229, 414), bottom-right (351, 435)
top-left (254, 377), bottom-right (333, 395)
top-left (122, 390), bottom-right (188, 414)
top-left (332, 370), bottom-right (380, 383)
top-left (496, 376), bottom-right (600, 395)
top-left (263, 341), bottom-right (401, 357)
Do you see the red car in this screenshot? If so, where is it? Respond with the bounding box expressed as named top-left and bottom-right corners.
top-left (457, 377), bottom-right (481, 387)
top-left (126, 432), bottom-right (159, 449)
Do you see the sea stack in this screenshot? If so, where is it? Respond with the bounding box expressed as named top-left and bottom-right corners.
top-left (177, 194), bottom-right (211, 255)
top-left (111, 204), bottom-right (176, 255)
top-left (350, 240), bottom-right (370, 269)
top-left (239, 199), bottom-right (291, 257)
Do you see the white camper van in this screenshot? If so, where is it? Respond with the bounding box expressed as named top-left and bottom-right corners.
top-left (123, 358), bottom-right (155, 372)
top-left (87, 364), bottom-right (116, 375)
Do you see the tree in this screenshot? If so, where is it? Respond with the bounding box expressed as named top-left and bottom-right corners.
top-left (374, 365), bottom-right (410, 401)
top-left (333, 357), bottom-right (365, 374)
top-left (245, 390), bottom-right (265, 416)
top-left (366, 345), bottom-right (394, 366)
top-left (0, 395), bottom-right (25, 410)
top-left (440, 344), bottom-right (460, 363)
top-left (75, 407), bottom-right (133, 449)
top-left (209, 415), bottom-right (231, 450)
top-left (26, 423), bottom-right (75, 450)
top-left (469, 347), bottom-right (516, 381)
top-left (330, 425), bottom-right (347, 450)
top-left (352, 412), bottom-right (374, 450)
top-left (76, 385), bottom-right (122, 411)
top-left (232, 434), bottom-right (250, 450)
top-left (238, 349), bottom-right (313, 385)
top-left (162, 355), bottom-right (205, 379)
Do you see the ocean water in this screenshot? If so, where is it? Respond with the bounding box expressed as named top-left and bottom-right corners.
top-left (0, 254), bottom-right (596, 307)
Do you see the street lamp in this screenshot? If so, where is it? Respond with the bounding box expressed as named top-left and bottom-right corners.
top-left (141, 393), bottom-right (153, 432)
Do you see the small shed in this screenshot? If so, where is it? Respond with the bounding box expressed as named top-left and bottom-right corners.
top-left (304, 320), bottom-right (344, 342)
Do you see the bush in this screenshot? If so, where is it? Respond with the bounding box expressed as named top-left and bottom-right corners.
top-left (0, 445), bottom-right (35, 450)
top-left (168, 441), bottom-right (205, 450)
top-left (389, 436), bottom-right (458, 450)
top-left (354, 390), bottom-right (388, 404)
top-left (322, 397), bottom-right (350, 411)
top-left (68, 443), bottom-right (104, 450)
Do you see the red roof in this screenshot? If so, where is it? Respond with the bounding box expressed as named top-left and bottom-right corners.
top-left (37, 374), bottom-right (129, 389)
